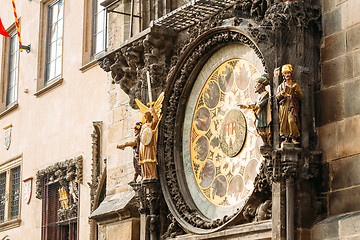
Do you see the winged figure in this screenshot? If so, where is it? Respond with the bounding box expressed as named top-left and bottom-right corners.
top-left (134, 92), bottom-right (164, 181)
top-left (135, 92), bottom-right (164, 124)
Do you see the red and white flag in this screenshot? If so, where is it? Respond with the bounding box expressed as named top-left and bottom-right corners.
top-left (0, 17), bottom-right (10, 37)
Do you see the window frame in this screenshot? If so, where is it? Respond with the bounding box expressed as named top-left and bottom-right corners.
top-left (35, 0), bottom-right (65, 97)
top-left (41, 180), bottom-right (78, 240)
top-left (0, 23), bottom-right (19, 117)
top-left (6, 32), bottom-right (20, 107)
top-left (80, 0), bottom-right (107, 72)
top-left (91, 0), bottom-right (107, 57)
top-left (44, 0), bottom-right (64, 85)
top-left (0, 156), bottom-right (22, 231)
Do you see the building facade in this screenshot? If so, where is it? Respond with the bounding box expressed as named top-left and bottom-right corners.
top-left (0, 0), bottom-right (359, 240)
top-left (0, 0), bottom-right (110, 239)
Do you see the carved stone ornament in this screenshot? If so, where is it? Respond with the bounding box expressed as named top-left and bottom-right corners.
top-left (23, 177), bottom-right (33, 204)
top-left (35, 156), bottom-right (83, 199)
top-left (262, 1), bottom-right (321, 30)
top-left (88, 122), bottom-right (102, 211)
top-left (3, 125), bottom-right (12, 150)
top-left (58, 203), bottom-right (78, 222)
top-left (98, 28), bottom-right (175, 109)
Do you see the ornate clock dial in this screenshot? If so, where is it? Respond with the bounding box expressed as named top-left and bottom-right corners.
top-left (183, 45), bottom-right (266, 219)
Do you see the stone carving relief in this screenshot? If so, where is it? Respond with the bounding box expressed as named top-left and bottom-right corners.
top-left (88, 122), bottom-right (102, 210)
top-left (36, 156), bottom-right (82, 222)
top-left (262, 1), bottom-right (321, 30)
top-left (98, 31), bottom-right (174, 108)
top-left (35, 156), bottom-right (83, 199)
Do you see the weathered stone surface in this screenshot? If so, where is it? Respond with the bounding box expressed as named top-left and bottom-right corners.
top-left (113, 107), bottom-right (129, 123)
top-left (339, 211), bottom-right (360, 238)
top-left (318, 123), bottom-right (339, 161)
top-left (335, 0), bottom-right (346, 6)
top-left (329, 186), bottom-right (360, 215)
top-left (170, 220), bottom-right (272, 240)
top-left (323, 0), bottom-right (336, 13)
top-left (315, 84), bottom-right (344, 126)
top-left (331, 154), bottom-right (360, 190)
top-left (312, 214), bottom-right (342, 240)
top-left (347, 23), bottom-right (360, 51)
top-left (321, 54), bottom-right (353, 87)
top-left (344, 79), bottom-right (360, 117)
top-left (108, 121), bottom-right (125, 143)
top-left (321, 0), bottom-right (336, 13)
top-left (324, 7), bottom-right (342, 36)
top-left (337, 115), bottom-right (360, 158)
top-left (321, 31), bottom-right (346, 62)
top-left (353, 49), bottom-right (360, 77)
top-left (341, 0), bottom-right (360, 29)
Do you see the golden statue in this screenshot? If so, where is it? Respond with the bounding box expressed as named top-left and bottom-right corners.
top-left (135, 92), bottom-right (164, 181)
top-left (276, 64), bottom-right (304, 144)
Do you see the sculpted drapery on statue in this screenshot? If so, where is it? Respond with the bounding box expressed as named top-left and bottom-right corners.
top-left (135, 92), bottom-right (164, 181)
top-left (276, 64), bottom-right (304, 144)
top-left (239, 74), bottom-right (271, 145)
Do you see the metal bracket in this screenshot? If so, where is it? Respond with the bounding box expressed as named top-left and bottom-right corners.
top-left (19, 44), bottom-right (31, 53)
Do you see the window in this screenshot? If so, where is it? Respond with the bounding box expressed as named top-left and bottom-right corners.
top-left (37, 158), bottom-right (82, 240)
top-left (41, 181), bottom-right (77, 240)
top-left (0, 157), bottom-right (21, 231)
top-left (0, 23), bottom-right (19, 116)
top-left (35, 0), bottom-right (64, 95)
top-left (6, 33), bottom-right (19, 106)
top-left (80, 0), bottom-right (107, 71)
top-left (45, 0), bottom-right (63, 84)
top-left (92, 0), bottom-right (106, 56)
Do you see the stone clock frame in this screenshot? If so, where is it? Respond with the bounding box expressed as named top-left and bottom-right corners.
top-left (158, 27), bottom-right (271, 234)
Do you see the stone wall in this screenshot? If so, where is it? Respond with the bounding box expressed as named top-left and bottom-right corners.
top-left (313, 0), bottom-right (360, 239)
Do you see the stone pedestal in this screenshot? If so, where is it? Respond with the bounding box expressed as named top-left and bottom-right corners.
top-left (131, 181), bottom-right (161, 240)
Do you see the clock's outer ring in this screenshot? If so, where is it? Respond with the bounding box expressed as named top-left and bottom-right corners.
top-left (158, 27), bottom-right (268, 234)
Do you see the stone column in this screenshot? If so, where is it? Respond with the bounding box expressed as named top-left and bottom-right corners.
top-left (130, 181), bottom-right (161, 240)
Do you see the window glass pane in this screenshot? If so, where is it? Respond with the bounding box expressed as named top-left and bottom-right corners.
top-left (95, 32), bottom-right (104, 53)
top-left (56, 39), bottom-right (62, 58)
top-left (51, 3), bottom-right (58, 24)
top-left (96, 12), bottom-right (104, 33)
top-left (50, 23), bottom-right (58, 43)
top-left (7, 34), bottom-right (19, 106)
top-left (49, 42), bottom-right (57, 62)
top-left (92, 0), bottom-right (106, 55)
top-left (57, 19), bottom-right (63, 38)
top-left (50, 3), bottom-right (58, 24)
top-left (46, 0), bottom-right (63, 83)
top-left (58, 1), bottom-right (63, 20)
top-left (0, 173), bottom-right (6, 222)
top-left (55, 57), bottom-right (62, 77)
top-left (10, 167), bottom-right (20, 219)
top-left (48, 61), bottom-right (56, 81)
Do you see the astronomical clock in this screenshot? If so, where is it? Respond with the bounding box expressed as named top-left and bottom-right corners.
top-left (160, 31), bottom-right (268, 233)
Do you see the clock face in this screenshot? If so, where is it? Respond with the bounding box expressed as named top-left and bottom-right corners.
top-left (183, 45), bottom-right (266, 219)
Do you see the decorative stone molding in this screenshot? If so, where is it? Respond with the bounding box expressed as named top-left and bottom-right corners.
top-left (98, 28), bottom-right (175, 108)
top-left (58, 203), bottom-right (78, 222)
top-left (88, 122), bottom-right (102, 211)
top-left (35, 156), bottom-right (83, 199)
top-left (262, 1), bottom-right (321, 30)
top-left (130, 181), bottom-right (162, 239)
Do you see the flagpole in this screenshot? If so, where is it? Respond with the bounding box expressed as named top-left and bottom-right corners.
top-left (11, 0), bottom-right (23, 52)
